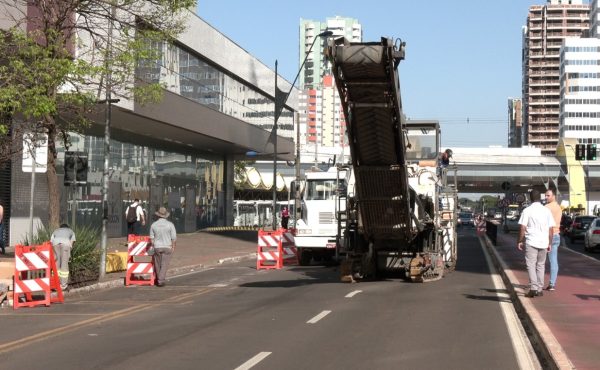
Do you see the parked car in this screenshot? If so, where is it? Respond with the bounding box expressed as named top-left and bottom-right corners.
top-left (458, 212), bottom-right (474, 227)
top-left (584, 218), bottom-right (600, 251)
top-left (584, 218), bottom-right (600, 252)
top-left (502, 215), bottom-right (520, 233)
top-left (569, 215), bottom-right (596, 243)
top-left (560, 214), bottom-right (573, 235)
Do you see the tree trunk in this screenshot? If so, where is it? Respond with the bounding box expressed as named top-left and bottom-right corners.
top-left (46, 121), bottom-right (59, 230)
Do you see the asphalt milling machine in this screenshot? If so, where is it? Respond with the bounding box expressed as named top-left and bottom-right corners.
top-left (327, 37), bottom-right (459, 282)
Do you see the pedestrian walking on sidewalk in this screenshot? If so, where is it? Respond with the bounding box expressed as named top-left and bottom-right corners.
top-left (149, 207), bottom-right (176, 287)
top-left (545, 188), bottom-right (562, 291)
top-left (517, 189), bottom-right (555, 298)
top-left (125, 199), bottom-right (145, 236)
top-left (51, 224), bottom-right (76, 290)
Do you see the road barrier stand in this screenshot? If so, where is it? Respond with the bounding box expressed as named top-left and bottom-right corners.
top-left (280, 229), bottom-right (298, 266)
top-left (125, 235), bottom-right (155, 286)
top-left (13, 242), bottom-right (64, 309)
top-left (256, 228), bottom-right (297, 270)
top-left (476, 220), bottom-right (486, 236)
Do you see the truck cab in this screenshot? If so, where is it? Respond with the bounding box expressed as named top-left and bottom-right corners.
top-left (295, 167), bottom-right (352, 265)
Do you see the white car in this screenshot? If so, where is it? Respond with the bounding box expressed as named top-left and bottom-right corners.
top-left (583, 217), bottom-right (600, 252)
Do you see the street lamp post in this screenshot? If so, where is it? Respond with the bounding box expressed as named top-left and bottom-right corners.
top-left (271, 30), bottom-right (333, 230)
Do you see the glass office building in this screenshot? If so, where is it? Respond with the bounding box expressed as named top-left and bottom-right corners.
top-left (6, 12), bottom-right (298, 244)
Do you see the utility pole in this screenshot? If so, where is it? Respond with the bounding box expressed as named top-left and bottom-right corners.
top-left (100, 4), bottom-right (118, 278)
top-left (272, 60), bottom-right (279, 231)
top-left (295, 111), bottom-right (301, 228)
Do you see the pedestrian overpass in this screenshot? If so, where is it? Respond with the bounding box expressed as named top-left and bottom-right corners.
top-left (448, 138), bottom-right (599, 213)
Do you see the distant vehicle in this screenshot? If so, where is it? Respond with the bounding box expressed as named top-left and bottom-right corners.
top-left (569, 215), bottom-right (596, 243)
top-left (457, 212), bottom-right (474, 227)
top-left (584, 218), bottom-right (600, 252)
top-left (560, 214), bottom-right (573, 235)
top-left (502, 215), bottom-right (520, 233)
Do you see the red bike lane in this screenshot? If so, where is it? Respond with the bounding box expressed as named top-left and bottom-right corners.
top-left (490, 231), bottom-right (600, 370)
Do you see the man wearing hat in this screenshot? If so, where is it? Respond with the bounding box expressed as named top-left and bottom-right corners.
top-left (149, 207), bottom-right (177, 287)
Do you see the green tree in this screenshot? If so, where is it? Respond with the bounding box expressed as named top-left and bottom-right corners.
top-left (0, 0), bottom-right (195, 228)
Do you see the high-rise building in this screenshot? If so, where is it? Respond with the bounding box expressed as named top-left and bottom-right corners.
top-left (522, 0), bottom-right (589, 155)
top-left (591, 0), bottom-right (600, 37)
top-left (298, 17), bottom-right (361, 157)
top-left (299, 17), bottom-right (361, 89)
top-left (558, 3), bottom-right (600, 147)
top-left (508, 98), bottom-right (523, 147)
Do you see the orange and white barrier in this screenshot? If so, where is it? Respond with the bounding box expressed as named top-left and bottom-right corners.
top-left (476, 220), bottom-right (486, 236)
top-left (256, 228), bottom-right (297, 270)
top-left (13, 242), bottom-right (63, 309)
top-left (125, 235), bottom-right (155, 286)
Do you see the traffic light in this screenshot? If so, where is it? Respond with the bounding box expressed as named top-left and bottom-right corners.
top-left (64, 151), bottom-right (88, 185)
top-left (587, 143), bottom-right (597, 160)
top-left (575, 144), bottom-right (586, 160)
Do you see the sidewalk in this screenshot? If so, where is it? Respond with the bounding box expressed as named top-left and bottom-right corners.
top-left (0, 230), bottom-right (258, 296)
top-left (485, 229), bottom-right (600, 370)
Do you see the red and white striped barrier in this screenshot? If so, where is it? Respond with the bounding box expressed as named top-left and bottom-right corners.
top-left (476, 220), bottom-right (486, 236)
top-left (256, 228), bottom-right (297, 270)
top-left (280, 230), bottom-right (297, 264)
top-left (13, 242), bottom-right (63, 309)
top-left (125, 235), bottom-right (155, 286)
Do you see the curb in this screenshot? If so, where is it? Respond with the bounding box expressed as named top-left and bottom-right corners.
top-left (66, 252), bottom-right (257, 296)
top-left (481, 235), bottom-right (575, 370)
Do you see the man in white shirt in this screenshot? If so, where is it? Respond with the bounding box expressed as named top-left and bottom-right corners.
top-left (517, 189), bottom-right (555, 298)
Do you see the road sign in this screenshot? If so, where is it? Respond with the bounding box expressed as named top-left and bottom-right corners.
top-left (21, 133), bottom-right (48, 173)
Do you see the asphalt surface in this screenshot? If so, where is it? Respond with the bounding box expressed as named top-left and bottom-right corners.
top-left (0, 228), bottom-right (532, 370)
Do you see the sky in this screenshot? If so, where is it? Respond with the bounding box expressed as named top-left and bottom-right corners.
top-left (196, 0), bottom-right (559, 149)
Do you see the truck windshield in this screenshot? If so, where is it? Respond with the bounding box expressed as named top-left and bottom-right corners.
top-left (405, 127), bottom-right (438, 161)
top-left (305, 180), bottom-right (340, 200)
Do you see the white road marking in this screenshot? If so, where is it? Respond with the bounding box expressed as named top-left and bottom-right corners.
top-left (345, 290), bottom-right (363, 298)
top-left (234, 352), bottom-right (272, 370)
top-left (306, 310), bottom-right (331, 324)
top-left (562, 244), bottom-right (600, 263)
top-left (170, 268), bottom-right (215, 279)
top-left (208, 283), bottom-right (229, 288)
top-left (479, 239), bottom-right (541, 370)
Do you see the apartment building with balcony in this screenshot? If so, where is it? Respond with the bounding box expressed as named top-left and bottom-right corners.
top-left (522, 0), bottom-right (589, 155)
top-left (298, 17), bottom-right (360, 159)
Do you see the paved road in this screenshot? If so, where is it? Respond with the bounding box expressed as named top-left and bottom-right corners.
top-left (562, 234), bottom-right (600, 261)
top-left (0, 228), bottom-right (536, 370)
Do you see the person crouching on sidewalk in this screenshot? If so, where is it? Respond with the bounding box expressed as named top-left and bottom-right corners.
top-left (517, 189), bottom-right (555, 298)
top-left (150, 207), bottom-right (177, 287)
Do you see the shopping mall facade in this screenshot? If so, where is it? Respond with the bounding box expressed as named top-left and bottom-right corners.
top-left (0, 6), bottom-right (297, 245)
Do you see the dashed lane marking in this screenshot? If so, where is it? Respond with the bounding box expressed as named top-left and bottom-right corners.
top-left (306, 310), bottom-right (331, 324)
top-left (234, 352), bottom-right (272, 370)
top-left (345, 290), bottom-right (363, 298)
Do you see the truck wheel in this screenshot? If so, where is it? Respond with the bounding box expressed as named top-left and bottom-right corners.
top-left (298, 248), bottom-right (312, 266)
